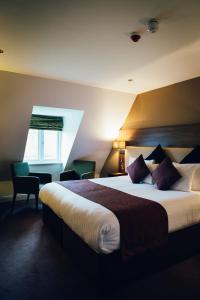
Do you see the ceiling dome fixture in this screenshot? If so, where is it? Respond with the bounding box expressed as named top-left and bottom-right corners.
top-left (147, 19), bottom-right (159, 33)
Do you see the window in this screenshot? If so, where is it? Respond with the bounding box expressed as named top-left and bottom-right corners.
top-left (24, 129), bottom-right (61, 163)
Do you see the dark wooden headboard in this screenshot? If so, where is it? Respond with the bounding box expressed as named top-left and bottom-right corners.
top-left (120, 123), bottom-right (200, 148)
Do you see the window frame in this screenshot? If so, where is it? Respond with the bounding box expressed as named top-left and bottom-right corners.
top-left (24, 129), bottom-right (62, 164)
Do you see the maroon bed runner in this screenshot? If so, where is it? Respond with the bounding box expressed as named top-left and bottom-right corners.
top-left (58, 180), bottom-right (168, 261)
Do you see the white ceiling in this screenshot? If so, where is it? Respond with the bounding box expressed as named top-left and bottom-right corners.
top-left (0, 0), bottom-right (200, 93)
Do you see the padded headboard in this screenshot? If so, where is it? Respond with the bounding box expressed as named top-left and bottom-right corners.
top-left (123, 123), bottom-right (200, 169)
top-left (125, 146), bottom-right (192, 169)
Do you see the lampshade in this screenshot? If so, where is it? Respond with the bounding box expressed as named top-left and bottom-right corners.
top-left (112, 140), bottom-right (126, 149)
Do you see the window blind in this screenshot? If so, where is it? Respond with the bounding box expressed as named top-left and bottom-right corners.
top-left (30, 114), bottom-right (63, 131)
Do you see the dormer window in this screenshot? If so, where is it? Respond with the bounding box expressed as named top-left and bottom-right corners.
top-left (24, 114), bottom-right (63, 164)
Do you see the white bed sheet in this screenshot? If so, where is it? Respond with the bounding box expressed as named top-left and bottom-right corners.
top-left (39, 176), bottom-right (200, 254)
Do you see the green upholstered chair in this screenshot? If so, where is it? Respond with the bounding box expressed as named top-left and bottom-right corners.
top-left (60, 160), bottom-right (96, 181)
top-left (10, 162), bottom-right (52, 211)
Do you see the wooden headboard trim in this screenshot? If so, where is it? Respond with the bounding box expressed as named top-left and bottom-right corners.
top-left (121, 123), bottom-right (200, 148)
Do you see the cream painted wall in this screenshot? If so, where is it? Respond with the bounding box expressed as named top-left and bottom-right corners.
top-left (0, 70), bottom-right (134, 197)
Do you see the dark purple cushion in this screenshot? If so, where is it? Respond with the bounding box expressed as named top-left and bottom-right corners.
top-left (127, 155), bottom-right (150, 183)
top-left (145, 144), bottom-right (167, 163)
top-left (152, 157), bottom-right (181, 190)
top-left (180, 145), bottom-right (200, 163)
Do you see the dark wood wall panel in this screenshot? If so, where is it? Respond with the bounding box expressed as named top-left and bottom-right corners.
top-left (122, 123), bottom-right (200, 147)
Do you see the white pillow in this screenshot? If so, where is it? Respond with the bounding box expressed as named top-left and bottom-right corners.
top-left (128, 156), bottom-right (154, 166)
top-left (171, 163), bottom-right (197, 192)
top-left (192, 166), bottom-right (200, 191)
top-left (145, 159), bottom-right (155, 164)
top-left (178, 163), bottom-right (200, 191)
top-left (143, 163), bottom-right (158, 184)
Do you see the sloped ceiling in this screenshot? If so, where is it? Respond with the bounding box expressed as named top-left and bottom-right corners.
top-left (0, 0), bottom-right (199, 93)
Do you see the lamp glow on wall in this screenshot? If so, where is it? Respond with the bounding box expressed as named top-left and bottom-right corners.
top-left (112, 140), bottom-right (126, 173)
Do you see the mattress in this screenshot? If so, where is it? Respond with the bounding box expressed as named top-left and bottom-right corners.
top-left (39, 176), bottom-right (200, 254)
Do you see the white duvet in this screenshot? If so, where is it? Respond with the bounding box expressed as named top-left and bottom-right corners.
top-left (39, 176), bottom-right (200, 254)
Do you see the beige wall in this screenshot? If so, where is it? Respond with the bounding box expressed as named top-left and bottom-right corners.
top-left (0, 70), bottom-right (134, 198)
top-left (101, 77), bottom-right (200, 176)
top-left (123, 77), bottom-right (200, 130)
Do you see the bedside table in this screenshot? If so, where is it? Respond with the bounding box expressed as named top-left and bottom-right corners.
top-left (108, 172), bottom-right (127, 177)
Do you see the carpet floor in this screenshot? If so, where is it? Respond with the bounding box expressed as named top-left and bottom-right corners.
top-left (1, 200), bottom-right (200, 300)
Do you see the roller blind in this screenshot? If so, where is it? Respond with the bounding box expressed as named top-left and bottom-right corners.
top-left (30, 114), bottom-right (63, 131)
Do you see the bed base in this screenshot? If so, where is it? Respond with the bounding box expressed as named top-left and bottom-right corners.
top-left (42, 203), bottom-right (63, 245)
top-left (42, 204), bottom-right (200, 283)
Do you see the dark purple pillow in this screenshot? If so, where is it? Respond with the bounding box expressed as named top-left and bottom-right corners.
top-left (152, 157), bottom-right (181, 190)
top-left (180, 145), bottom-right (200, 163)
top-left (145, 144), bottom-right (167, 163)
top-left (127, 155), bottom-right (150, 183)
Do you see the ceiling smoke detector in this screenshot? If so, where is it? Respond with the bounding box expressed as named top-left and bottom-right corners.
top-left (147, 19), bottom-right (159, 33)
top-left (130, 33), bottom-right (141, 42)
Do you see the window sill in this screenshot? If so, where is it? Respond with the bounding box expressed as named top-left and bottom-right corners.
top-left (26, 161), bottom-right (63, 165)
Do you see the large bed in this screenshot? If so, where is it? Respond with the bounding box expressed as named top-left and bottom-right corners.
top-left (39, 124), bottom-right (200, 282)
top-left (40, 176), bottom-right (200, 255)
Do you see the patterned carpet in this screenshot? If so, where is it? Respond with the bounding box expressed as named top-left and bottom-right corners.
top-left (1, 200), bottom-right (200, 300)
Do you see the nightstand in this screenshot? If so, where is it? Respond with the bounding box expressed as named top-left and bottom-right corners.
top-left (108, 172), bottom-right (127, 177)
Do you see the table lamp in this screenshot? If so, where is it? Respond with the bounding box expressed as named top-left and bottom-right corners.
top-left (112, 140), bottom-right (126, 173)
